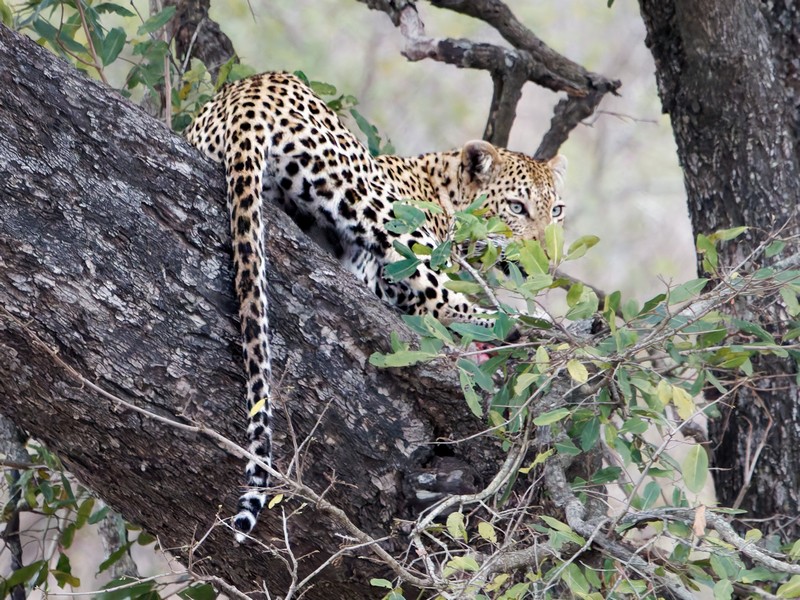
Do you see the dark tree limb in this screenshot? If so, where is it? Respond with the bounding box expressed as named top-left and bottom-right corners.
top-left (0, 23), bottom-right (504, 598)
top-left (165, 0), bottom-right (236, 79)
top-left (357, 0), bottom-right (620, 153)
top-left (638, 0), bottom-right (800, 538)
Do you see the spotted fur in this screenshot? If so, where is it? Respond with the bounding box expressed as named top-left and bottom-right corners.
top-left (185, 72), bottom-right (566, 541)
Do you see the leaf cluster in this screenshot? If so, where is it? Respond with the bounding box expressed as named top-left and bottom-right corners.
top-left (371, 216), bottom-right (800, 599)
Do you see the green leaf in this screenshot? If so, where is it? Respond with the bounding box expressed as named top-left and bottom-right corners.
top-left (61, 523), bottom-right (77, 549)
top-left (95, 3), bottom-right (136, 16)
top-left (566, 282), bottom-right (584, 306)
top-left (619, 416), bottom-right (647, 435)
top-left (669, 278), bottom-right (708, 304)
top-left (350, 108), bottom-right (385, 156)
top-left (88, 505), bottom-right (111, 525)
top-left (641, 292), bottom-right (667, 314)
top-left (422, 314), bottom-right (453, 344)
top-left (98, 545), bottom-right (132, 574)
top-left (445, 555), bottom-right (480, 574)
top-left (682, 444), bottom-right (709, 494)
top-left (449, 322), bottom-right (498, 342)
top-left (96, 578), bottom-right (156, 600)
top-left (671, 385), bottom-right (695, 420)
top-left (178, 584), bottom-right (217, 600)
top-left (387, 203), bottom-right (426, 234)
top-left (590, 466), bottom-right (623, 485)
top-left (515, 240), bottom-right (549, 275)
top-left (370, 579), bottom-right (394, 590)
top-left (579, 417), bottom-right (600, 451)
top-left (777, 575), bottom-right (800, 598)
top-left (565, 235), bottom-right (600, 261)
top-left (544, 222), bottom-right (564, 263)
top-left (392, 240), bottom-right (417, 260)
top-left (76, 497), bottom-right (95, 528)
top-left (460, 371), bottom-right (483, 418)
top-left (540, 515), bottom-right (574, 533)
top-left (781, 287), bottom-right (800, 317)
top-left (567, 359), bottom-right (589, 384)
top-left (136, 531), bottom-right (156, 546)
top-left (100, 27), bottom-right (126, 65)
top-left (457, 358), bottom-right (494, 392)
top-left (369, 350), bottom-right (437, 368)
top-left (554, 438), bottom-right (582, 456)
top-left (0, 0), bottom-right (12, 26)
top-left (697, 233), bottom-right (718, 272)
top-left (514, 373), bottom-right (538, 396)
top-left (33, 18), bottom-right (88, 55)
top-left (228, 63), bottom-right (257, 81)
top-left (384, 258), bottom-right (420, 283)
top-left (53, 553), bottom-right (81, 588)
top-left (712, 579), bottom-right (734, 600)
top-left (446, 512), bottom-right (468, 542)
top-left (444, 280), bottom-right (483, 295)
top-left (309, 80), bottom-right (337, 96)
top-left (710, 226), bottom-right (748, 242)
top-left (765, 240), bottom-right (786, 258)
top-left (478, 521), bottom-right (497, 544)
top-left (5, 561), bottom-right (47, 589)
top-left (430, 240), bottom-right (451, 270)
top-left (137, 6), bottom-right (177, 35)
top-left (641, 481), bottom-right (660, 510)
top-left (561, 563), bottom-right (590, 595)
top-left (533, 408), bottom-right (570, 426)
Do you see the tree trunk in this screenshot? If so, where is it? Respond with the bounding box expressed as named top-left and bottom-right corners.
top-left (638, 0), bottom-right (800, 536)
top-left (0, 23), bottom-right (502, 598)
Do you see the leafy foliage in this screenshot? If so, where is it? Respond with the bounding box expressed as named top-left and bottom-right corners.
top-left (0, 444), bottom-right (179, 599)
top-left (370, 212), bottom-right (800, 599)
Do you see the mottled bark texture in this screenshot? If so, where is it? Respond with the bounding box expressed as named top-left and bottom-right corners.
top-left (638, 0), bottom-right (800, 536)
top-left (164, 0), bottom-right (236, 79)
top-left (0, 24), bottom-right (502, 598)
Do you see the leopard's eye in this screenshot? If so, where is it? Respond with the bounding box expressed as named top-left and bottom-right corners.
top-left (508, 201), bottom-right (527, 215)
top-left (551, 204), bottom-right (565, 219)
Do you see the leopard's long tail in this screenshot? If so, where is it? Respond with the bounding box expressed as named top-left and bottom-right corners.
top-left (217, 92), bottom-right (275, 543)
top-left (186, 76), bottom-right (276, 542)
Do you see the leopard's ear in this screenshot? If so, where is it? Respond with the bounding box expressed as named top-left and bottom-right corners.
top-left (548, 154), bottom-right (567, 193)
top-left (461, 140), bottom-right (502, 183)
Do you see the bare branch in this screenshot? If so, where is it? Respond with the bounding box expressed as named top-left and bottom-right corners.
top-left (357, 0), bottom-right (620, 150)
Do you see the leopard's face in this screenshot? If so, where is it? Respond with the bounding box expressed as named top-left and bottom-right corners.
top-left (457, 141), bottom-right (567, 243)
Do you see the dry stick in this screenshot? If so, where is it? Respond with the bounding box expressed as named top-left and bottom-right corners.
top-left (74, 0), bottom-right (110, 85)
top-left (50, 573), bottom-right (189, 597)
top-left (733, 390), bottom-right (773, 510)
top-left (543, 456), bottom-right (697, 600)
top-left (623, 508), bottom-right (800, 575)
top-left (0, 306), bottom-right (436, 591)
top-left (201, 576), bottom-right (253, 600)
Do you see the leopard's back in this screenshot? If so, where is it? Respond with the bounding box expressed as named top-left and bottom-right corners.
top-left (186, 71), bottom-right (567, 541)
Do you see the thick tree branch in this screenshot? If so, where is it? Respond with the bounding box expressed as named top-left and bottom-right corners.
top-left (0, 23), bottom-right (503, 599)
top-left (165, 0), bottom-right (236, 79)
top-left (358, 0), bottom-right (620, 152)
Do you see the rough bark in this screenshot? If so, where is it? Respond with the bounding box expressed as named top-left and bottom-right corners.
top-left (0, 24), bottom-right (503, 598)
top-left (165, 0), bottom-right (236, 79)
top-left (638, 0), bottom-right (800, 537)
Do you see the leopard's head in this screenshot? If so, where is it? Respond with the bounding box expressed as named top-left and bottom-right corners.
top-left (457, 140), bottom-right (567, 243)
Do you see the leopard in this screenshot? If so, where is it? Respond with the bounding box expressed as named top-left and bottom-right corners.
top-left (185, 71), bottom-right (567, 542)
